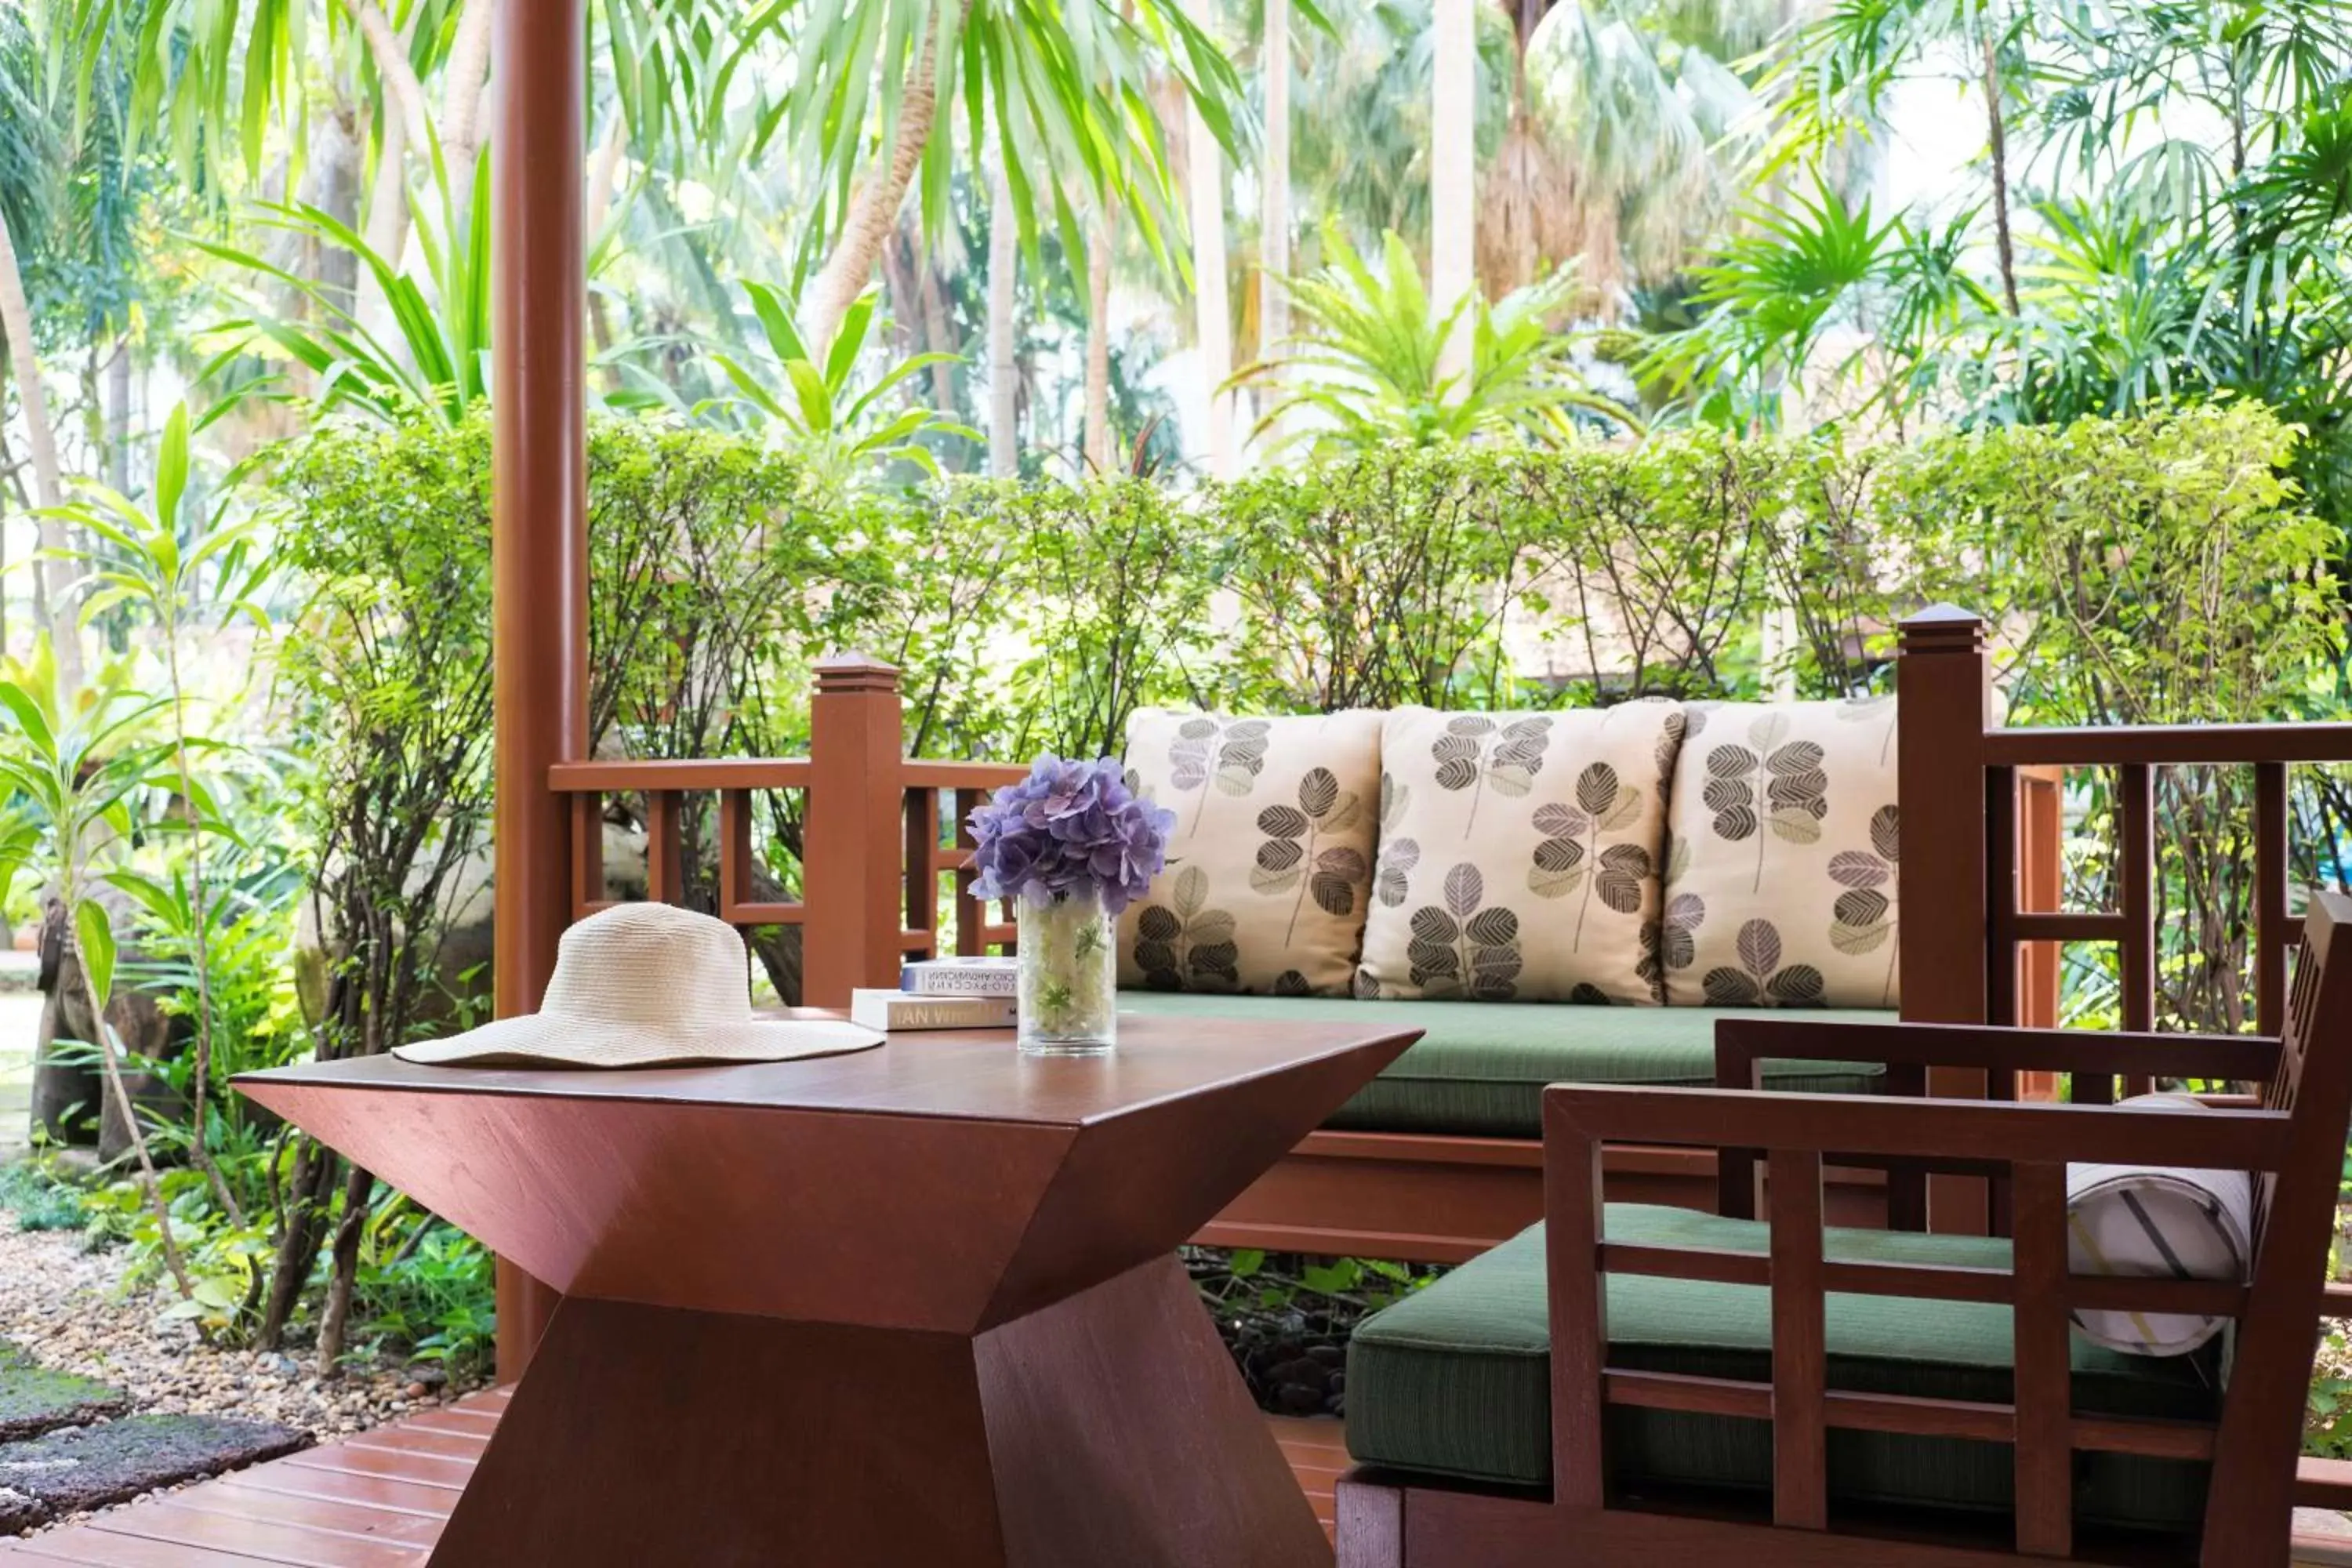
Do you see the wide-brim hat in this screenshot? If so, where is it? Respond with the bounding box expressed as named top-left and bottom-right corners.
top-left (391, 902), bottom-right (884, 1069)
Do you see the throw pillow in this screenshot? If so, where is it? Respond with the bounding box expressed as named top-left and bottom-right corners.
top-left (1660, 696), bottom-right (1901, 1008)
top-left (1357, 702), bottom-right (1683, 1003)
top-left (2067, 1094), bottom-right (2252, 1356)
top-left (1118, 710), bottom-right (1385, 995)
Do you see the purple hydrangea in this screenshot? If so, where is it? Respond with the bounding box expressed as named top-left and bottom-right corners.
top-left (968, 754), bottom-right (1175, 913)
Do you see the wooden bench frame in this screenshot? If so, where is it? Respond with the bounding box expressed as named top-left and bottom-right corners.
top-left (558, 605), bottom-right (2349, 1254)
top-left (1334, 895), bottom-right (2352, 1566)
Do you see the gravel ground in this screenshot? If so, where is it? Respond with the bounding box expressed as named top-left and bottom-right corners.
top-left (0, 1209), bottom-right (484, 1441)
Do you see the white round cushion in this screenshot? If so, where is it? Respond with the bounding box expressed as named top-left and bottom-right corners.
top-left (2065, 1094), bottom-right (2252, 1357)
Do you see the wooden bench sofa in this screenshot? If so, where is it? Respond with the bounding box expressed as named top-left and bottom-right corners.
top-left (561, 605), bottom-right (2074, 1254)
top-left (1330, 895), bottom-right (2352, 1566)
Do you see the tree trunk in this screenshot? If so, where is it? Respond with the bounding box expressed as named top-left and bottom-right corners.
top-left (0, 204), bottom-right (82, 691)
top-left (314, 1160), bottom-right (377, 1373)
top-left (338, 0), bottom-right (434, 155)
top-left (916, 245), bottom-right (959, 416)
top-left (105, 340), bottom-right (132, 496)
top-left (1431, 0), bottom-right (1477, 383)
top-left (258, 1139), bottom-right (336, 1350)
top-left (1980, 16), bottom-right (2020, 316)
top-left (314, 99), bottom-right (365, 318)
top-left (803, 14), bottom-right (950, 353)
top-left (441, 0), bottom-right (496, 212)
top-left (584, 111), bottom-right (628, 394)
top-left (1083, 205), bottom-right (1114, 473)
top-left (1258, 0), bottom-right (1291, 444)
top-left (987, 152), bottom-right (1019, 478)
top-left (1186, 100), bottom-right (1236, 480)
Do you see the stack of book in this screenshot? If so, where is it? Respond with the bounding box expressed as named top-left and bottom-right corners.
top-left (849, 956), bottom-right (1020, 1031)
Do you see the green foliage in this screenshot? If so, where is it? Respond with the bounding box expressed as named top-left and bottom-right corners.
top-left (694, 282), bottom-right (975, 499)
top-left (196, 156), bottom-right (492, 427)
top-left (1237, 225), bottom-right (1640, 456)
top-left (0, 1157), bottom-right (93, 1232)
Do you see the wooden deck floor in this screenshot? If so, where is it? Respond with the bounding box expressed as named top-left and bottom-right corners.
top-left (0, 1387), bottom-right (1349, 1564)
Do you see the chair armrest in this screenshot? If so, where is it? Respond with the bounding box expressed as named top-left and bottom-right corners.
top-left (1713, 1018), bottom-right (2281, 1091)
top-left (1545, 1083), bottom-right (2285, 1173)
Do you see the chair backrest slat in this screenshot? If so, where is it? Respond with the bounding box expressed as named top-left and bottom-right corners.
top-left (2010, 1162), bottom-right (2072, 1558)
top-left (1766, 1149), bottom-right (1828, 1530)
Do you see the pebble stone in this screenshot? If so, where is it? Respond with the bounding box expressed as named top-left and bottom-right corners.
top-left (0, 1197), bottom-right (488, 1538)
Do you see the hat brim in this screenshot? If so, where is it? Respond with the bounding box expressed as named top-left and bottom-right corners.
top-left (390, 1014), bottom-right (885, 1070)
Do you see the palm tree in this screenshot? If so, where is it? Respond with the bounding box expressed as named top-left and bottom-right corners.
top-left (778, 0), bottom-right (1245, 352)
top-left (1260, 0), bottom-right (1294, 426)
top-left (1432, 0), bottom-right (1478, 374)
top-left (1187, 96), bottom-right (1239, 477)
top-left (0, 10), bottom-right (94, 688)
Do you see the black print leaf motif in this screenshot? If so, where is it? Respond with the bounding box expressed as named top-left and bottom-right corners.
top-left (1526, 762), bottom-right (1650, 948)
top-left (1250, 766), bottom-right (1369, 942)
top-left (1168, 717), bottom-right (1275, 835)
top-left (1700, 917), bottom-right (1826, 1008)
top-left (1431, 715), bottom-right (1555, 832)
top-left (1374, 772), bottom-right (1417, 907)
top-left (1655, 708), bottom-right (1686, 793)
top-left (1701, 712), bottom-right (1828, 892)
top-left (1131, 865), bottom-right (1240, 991)
top-left (1567, 982), bottom-right (1617, 1006)
top-left (1376, 837), bottom-right (1420, 908)
top-left (1404, 862), bottom-right (1522, 1000)
top-left (1272, 969), bottom-right (1313, 996)
top-left (1828, 803), bottom-right (1901, 1003)
top-left (1637, 892), bottom-right (1704, 1001)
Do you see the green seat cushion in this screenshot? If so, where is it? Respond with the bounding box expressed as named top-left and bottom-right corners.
top-left (1115, 992), bottom-right (1891, 1138)
top-left (1347, 1206), bottom-right (2220, 1533)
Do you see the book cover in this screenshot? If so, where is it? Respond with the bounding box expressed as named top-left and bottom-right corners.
top-left (849, 989), bottom-right (1019, 1032)
top-left (899, 957), bottom-right (1020, 996)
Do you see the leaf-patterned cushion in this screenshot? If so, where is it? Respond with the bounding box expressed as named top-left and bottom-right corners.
top-left (1117, 710), bottom-right (1385, 996)
top-left (1358, 702), bottom-right (1683, 1004)
top-left (1660, 697), bottom-right (1900, 1009)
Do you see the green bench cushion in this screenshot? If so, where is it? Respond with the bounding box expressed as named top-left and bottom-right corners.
top-left (1347, 1206), bottom-right (2220, 1533)
top-left (1114, 993), bottom-right (1892, 1138)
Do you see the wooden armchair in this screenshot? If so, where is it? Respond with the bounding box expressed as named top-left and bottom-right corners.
top-left (1337, 892), bottom-right (2352, 1567)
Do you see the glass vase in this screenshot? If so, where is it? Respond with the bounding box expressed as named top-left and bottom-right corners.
top-left (1016, 889), bottom-right (1118, 1055)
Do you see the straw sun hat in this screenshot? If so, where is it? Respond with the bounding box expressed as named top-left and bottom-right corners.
top-left (391, 902), bottom-right (885, 1069)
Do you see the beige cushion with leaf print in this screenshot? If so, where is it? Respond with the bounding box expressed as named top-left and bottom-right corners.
top-left (1660, 696), bottom-right (1901, 1009)
top-left (1117, 710), bottom-right (1383, 996)
top-left (1359, 702), bottom-right (1682, 1004)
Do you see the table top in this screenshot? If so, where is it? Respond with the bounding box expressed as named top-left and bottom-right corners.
top-left (235, 1013), bottom-right (1414, 1130)
top-left (234, 1011), bottom-right (1421, 1330)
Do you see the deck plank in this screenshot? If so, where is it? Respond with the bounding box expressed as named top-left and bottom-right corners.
top-left (3, 1396), bottom-right (1349, 1561)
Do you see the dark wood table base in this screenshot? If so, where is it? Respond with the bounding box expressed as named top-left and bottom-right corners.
top-left (432, 1255), bottom-right (1330, 1567)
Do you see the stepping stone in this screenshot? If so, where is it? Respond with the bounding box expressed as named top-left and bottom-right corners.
top-left (0, 1413), bottom-right (306, 1525)
top-left (0, 1341), bottom-right (127, 1442)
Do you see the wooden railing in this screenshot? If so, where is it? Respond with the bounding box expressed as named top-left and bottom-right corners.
top-left (549, 655), bottom-right (1025, 1004)
top-left (1899, 604), bottom-right (2352, 1232)
top-left (1900, 606), bottom-right (2352, 1054)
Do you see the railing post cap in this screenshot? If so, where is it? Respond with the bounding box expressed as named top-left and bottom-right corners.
top-left (1900, 604), bottom-right (1986, 652)
top-left (814, 652), bottom-right (902, 695)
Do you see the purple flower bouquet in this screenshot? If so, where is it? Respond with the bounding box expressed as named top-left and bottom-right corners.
top-left (970, 757), bottom-right (1174, 1054)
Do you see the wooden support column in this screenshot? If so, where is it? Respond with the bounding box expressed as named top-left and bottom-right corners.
top-left (802, 656), bottom-right (909, 1007)
top-left (1895, 606), bottom-right (1993, 1234)
top-left (490, 0), bottom-right (586, 1382)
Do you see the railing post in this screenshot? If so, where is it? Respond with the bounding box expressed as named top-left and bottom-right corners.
top-left (804, 655), bottom-right (908, 1007)
top-left (1896, 605), bottom-right (1993, 1234)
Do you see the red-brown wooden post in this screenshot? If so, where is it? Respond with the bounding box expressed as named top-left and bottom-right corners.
top-left (802, 656), bottom-right (909, 1006)
top-left (1896, 606), bottom-right (1993, 1234)
top-left (488, 0), bottom-right (586, 1382)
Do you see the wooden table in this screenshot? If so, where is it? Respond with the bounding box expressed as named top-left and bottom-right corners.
top-left (236, 1015), bottom-right (1418, 1567)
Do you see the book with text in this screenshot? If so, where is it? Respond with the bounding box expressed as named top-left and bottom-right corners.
top-left (898, 956), bottom-right (1021, 996)
top-left (850, 989), bottom-right (1019, 1032)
